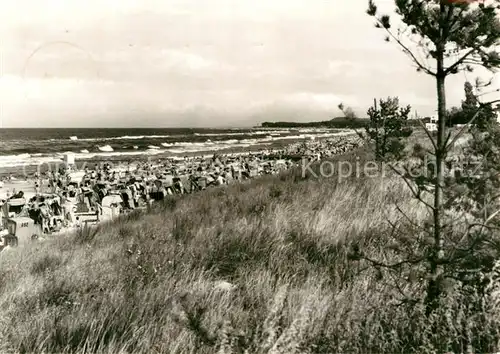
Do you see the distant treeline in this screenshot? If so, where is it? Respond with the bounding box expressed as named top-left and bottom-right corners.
top-left (261, 117), bottom-right (369, 129)
top-left (261, 117), bottom-right (428, 129)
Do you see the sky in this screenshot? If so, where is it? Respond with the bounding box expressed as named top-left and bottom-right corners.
top-left (0, 0), bottom-right (496, 128)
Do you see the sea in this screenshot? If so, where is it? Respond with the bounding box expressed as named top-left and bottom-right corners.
top-left (0, 127), bottom-right (349, 175)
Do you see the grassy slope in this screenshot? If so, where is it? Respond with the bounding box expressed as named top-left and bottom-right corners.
top-left (0, 146), bottom-right (497, 353)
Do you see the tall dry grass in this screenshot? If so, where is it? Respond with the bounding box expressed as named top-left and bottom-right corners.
top-left (0, 148), bottom-right (499, 353)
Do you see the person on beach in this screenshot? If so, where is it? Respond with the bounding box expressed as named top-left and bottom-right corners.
top-left (38, 199), bottom-right (51, 233)
top-left (61, 192), bottom-right (73, 226)
top-left (10, 191), bottom-right (24, 200)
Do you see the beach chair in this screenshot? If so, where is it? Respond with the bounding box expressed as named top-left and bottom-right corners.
top-left (163, 175), bottom-right (174, 186)
top-left (224, 172), bottom-right (234, 184)
top-left (172, 177), bottom-right (184, 194)
top-left (179, 176), bottom-right (190, 193)
top-left (121, 189), bottom-right (135, 209)
top-left (205, 175), bottom-right (216, 187)
top-left (150, 180), bottom-right (166, 201)
top-left (185, 176), bottom-right (196, 192)
top-left (197, 176), bottom-right (207, 190)
top-left (6, 198), bottom-right (26, 217)
top-left (215, 175), bottom-right (226, 186)
top-left (101, 195), bottom-right (123, 221)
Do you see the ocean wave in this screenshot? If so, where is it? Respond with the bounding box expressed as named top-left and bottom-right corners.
top-left (0, 154), bottom-right (62, 169)
top-left (193, 130), bottom-right (290, 137)
top-left (73, 149), bottom-right (165, 160)
top-left (0, 153), bottom-right (32, 161)
top-left (69, 134), bottom-right (177, 142)
top-left (98, 145), bottom-right (114, 152)
top-left (56, 131), bottom-right (286, 142)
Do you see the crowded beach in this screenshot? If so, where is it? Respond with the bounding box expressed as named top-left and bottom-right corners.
top-left (0, 134), bottom-right (363, 249)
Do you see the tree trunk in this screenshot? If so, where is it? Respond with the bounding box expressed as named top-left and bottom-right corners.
top-left (425, 52), bottom-right (447, 315)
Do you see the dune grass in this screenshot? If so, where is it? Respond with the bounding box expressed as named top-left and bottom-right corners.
top-left (0, 147), bottom-right (498, 353)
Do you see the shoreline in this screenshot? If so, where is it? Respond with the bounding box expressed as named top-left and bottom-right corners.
top-left (0, 133), bottom-right (355, 178)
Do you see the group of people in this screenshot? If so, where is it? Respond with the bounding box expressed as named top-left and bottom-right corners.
top-left (0, 135), bottom-right (364, 235)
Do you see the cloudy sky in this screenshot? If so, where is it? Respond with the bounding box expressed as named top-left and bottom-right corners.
top-left (0, 0), bottom-right (490, 128)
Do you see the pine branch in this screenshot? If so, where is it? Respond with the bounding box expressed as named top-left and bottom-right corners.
top-left (359, 253), bottom-right (426, 270)
top-left (374, 17), bottom-right (436, 76)
top-left (387, 162), bottom-right (436, 211)
top-left (445, 48), bottom-right (478, 75)
top-left (445, 98), bottom-right (500, 151)
top-left (394, 202), bottom-right (432, 234)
